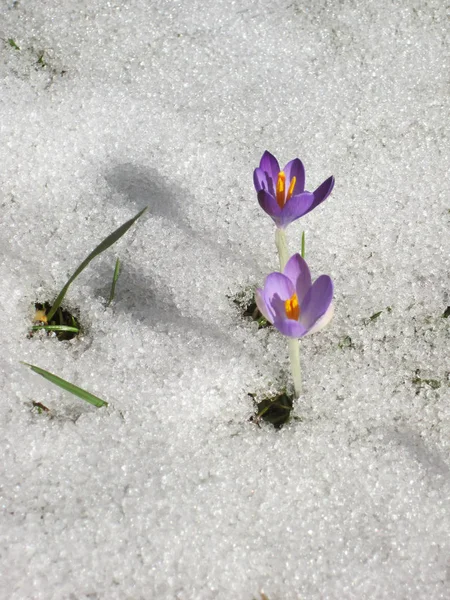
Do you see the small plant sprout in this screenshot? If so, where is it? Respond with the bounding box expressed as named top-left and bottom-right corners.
top-left (21, 362), bottom-right (108, 408)
top-left (6, 38), bottom-right (20, 50)
top-left (253, 151), bottom-right (335, 399)
top-left (35, 49), bottom-right (49, 69)
top-left (31, 302), bottom-right (81, 341)
top-left (35, 207), bottom-right (147, 329)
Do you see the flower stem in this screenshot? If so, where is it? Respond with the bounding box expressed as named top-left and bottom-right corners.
top-left (274, 228), bottom-right (302, 399)
top-left (275, 228), bottom-right (289, 270)
top-left (288, 337), bottom-right (302, 398)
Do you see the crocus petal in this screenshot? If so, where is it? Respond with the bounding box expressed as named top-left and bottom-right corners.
top-left (303, 175), bottom-right (335, 216)
top-left (253, 167), bottom-right (268, 193)
top-left (257, 189), bottom-right (281, 219)
top-left (273, 317), bottom-right (308, 338)
top-left (264, 272), bottom-right (294, 302)
top-left (307, 303), bottom-right (334, 335)
top-left (278, 192), bottom-right (315, 228)
top-left (299, 275), bottom-right (334, 331)
top-left (259, 151), bottom-right (280, 191)
top-left (269, 292), bottom-right (286, 318)
top-left (255, 287), bottom-right (273, 322)
top-left (283, 158), bottom-right (305, 194)
top-left (283, 253), bottom-right (312, 305)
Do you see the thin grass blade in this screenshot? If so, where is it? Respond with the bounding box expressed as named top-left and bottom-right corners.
top-left (301, 231), bottom-right (306, 258)
top-left (31, 325), bottom-right (79, 333)
top-left (107, 257), bottom-right (121, 306)
top-left (21, 362), bottom-right (108, 407)
top-left (47, 207), bottom-right (147, 321)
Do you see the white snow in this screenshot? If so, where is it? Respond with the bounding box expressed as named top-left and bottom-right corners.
top-left (1, 0), bottom-right (449, 598)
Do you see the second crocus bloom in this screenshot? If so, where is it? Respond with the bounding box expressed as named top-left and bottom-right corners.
top-left (253, 150), bottom-right (334, 229)
top-left (255, 253), bottom-right (334, 338)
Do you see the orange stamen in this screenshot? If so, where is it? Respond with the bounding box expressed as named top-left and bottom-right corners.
top-left (285, 293), bottom-right (300, 321)
top-left (276, 171), bottom-right (286, 208)
top-left (287, 176), bottom-right (296, 201)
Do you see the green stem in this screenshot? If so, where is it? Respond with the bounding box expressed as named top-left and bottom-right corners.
top-left (288, 338), bottom-right (302, 398)
top-left (275, 228), bottom-right (289, 270)
top-left (275, 227), bottom-right (302, 398)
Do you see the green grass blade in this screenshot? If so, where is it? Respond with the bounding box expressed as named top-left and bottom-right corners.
top-left (107, 257), bottom-right (121, 306)
top-left (47, 207), bottom-right (147, 321)
top-left (31, 325), bottom-right (79, 333)
top-left (301, 231), bottom-right (306, 258)
top-left (21, 362), bottom-right (108, 407)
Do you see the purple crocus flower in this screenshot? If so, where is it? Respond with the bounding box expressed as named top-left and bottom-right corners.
top-left (253, 150), bottom-right (334, 229)
top-left (255, 253), bottom-right (334, 338)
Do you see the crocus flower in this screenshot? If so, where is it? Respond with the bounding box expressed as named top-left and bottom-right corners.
top-left (253, 150), bottom-right (334, 229)
top-left (255, 253), bottom-right (334, 338)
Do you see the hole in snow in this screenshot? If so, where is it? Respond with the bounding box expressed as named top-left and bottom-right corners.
top-left (29, 301), bottom-right (81, 342)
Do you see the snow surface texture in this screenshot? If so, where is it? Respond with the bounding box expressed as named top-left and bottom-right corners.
top-left (1, 0), bottom-right (449, 598)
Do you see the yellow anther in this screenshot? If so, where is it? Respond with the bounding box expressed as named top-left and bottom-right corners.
top-left (276, 171), bottom-right (286, 208)
top-left (287, 176), bottom-right (296, 201)
top-left (285, 293), bottom-right (300, 321)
